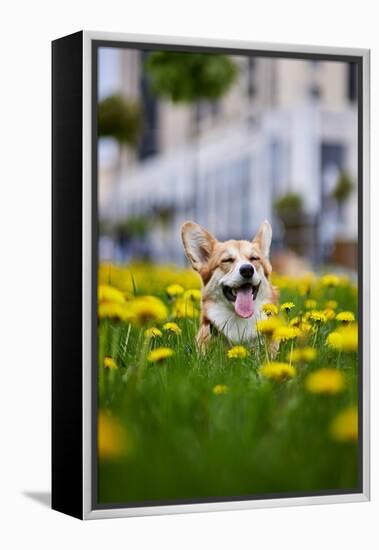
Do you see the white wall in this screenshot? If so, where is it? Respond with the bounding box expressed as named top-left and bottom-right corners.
top-left (1, 1), bottom-right (377, 550)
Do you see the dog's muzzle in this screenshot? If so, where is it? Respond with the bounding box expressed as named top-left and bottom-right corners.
top-left (222, 281), bottom-right (261, 303)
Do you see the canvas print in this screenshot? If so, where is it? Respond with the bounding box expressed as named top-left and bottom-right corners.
top-left (96, 45), bottom-right (360, 506)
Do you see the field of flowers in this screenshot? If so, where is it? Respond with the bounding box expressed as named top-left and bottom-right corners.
top-left (97, 262), bottom-right (359, 505)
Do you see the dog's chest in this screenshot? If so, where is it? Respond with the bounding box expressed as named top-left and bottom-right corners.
top-left (207, 302), bottom-right (261, 343)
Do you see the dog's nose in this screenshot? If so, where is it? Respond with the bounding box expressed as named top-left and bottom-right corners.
top-left (239, 264), bottom-right (254, 279)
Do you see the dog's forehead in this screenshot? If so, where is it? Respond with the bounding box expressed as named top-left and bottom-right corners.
top-left (216, 240), bottom-right (258, 257)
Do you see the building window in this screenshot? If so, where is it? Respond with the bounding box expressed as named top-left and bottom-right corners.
top-left (138, 51), bottom-right (158, 159)
top-left (320, 142), bottom-right (345, 204)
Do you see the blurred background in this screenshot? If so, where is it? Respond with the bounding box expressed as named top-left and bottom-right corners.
top-left (98, 47), bottom-right (358, 273)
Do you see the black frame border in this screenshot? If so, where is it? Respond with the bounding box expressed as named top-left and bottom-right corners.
top-left (52, 30), bottom-right (84, 519)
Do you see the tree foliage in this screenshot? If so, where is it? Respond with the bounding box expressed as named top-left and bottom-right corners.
top-left (274, 193), bottom-right (303, 218)
top-left (332, 171), bottom-right (354, 204)
top-left (98, 94), bottom-right (142, 146)
top-left (113, 216), bottom-right (150, 239)
top-left (145, 52), bottom-right (238, 103)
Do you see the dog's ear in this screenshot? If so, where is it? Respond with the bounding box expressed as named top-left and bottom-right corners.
top-left (181, 221), bottom-right (217, 272)
top-left (253, 220), bottom-right (272, 259)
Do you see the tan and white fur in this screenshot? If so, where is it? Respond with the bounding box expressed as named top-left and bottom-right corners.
top-left (181, 220), bottom-right (278, 349)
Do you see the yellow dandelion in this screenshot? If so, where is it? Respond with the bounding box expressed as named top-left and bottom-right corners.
top-left (327, 331), bottom-right (343, 350)
top-left (299, 321), bottom-right (314, 334)
top-left (260, 361), bottom-right (296, 381)
top-left (273, 326), bottom-right (301, 342)
top-left (338, 324), bottom-right (359, 352)
top-left (305, 299), bottom-right (317, 309)
top-left (309, 310), bottom-right (327, 323)
top-left (271, 274), bottom-right (290, 290)
top-left (172, 298), bottom-right (199, 318)
top-left (301, 347), bottom-right (317, 361)
top-left (256, 317), bottom-right (283, 336)
top-left (320, 274), bottom-right (341, 287)
top-left (162, 322), bottom-right (182, 335)
top-left (327, 324), bottom-right (358, 352)
top-left (298, 273), bottom-right (316, 294)
top-left (298, 283), bottom-right (311, 296)
top-left (287, 347), bottom-right (317, 363)
top-left (103, 356), bottom-right (118, 370)
top-left (128, 296), bottom-right (168, 325)
top-left (166, 283), bottom-right (184, 297)
top-left (98, 302), bottom-right (133, 322)
top-left (183, 288), bottom-right (201, 301)
top-left (324, 308), bottom-right (336, 320)
top-left (326, 300), bottom-right (338, 310)
top-left (98, 411), bottom-right (130, 461)
top-left (289, 316), bottom-right (301, 327)
top-left (147, 347), bottom-right (175, 363)
top-left (336, 311), bottom-right (355, 323)
top-left (98, 284), bottom-right (126, 305)
top-left (330, 406), bottom-right (358, 442)
top-left (213, 384), bottom-right (229, 395)
top-left (305, 368), bottom-right (346, 394)
top-left (227, 346), bottom-right (248, 359)
top-left (280, 302), bottom-right (295, 313)
top-left (144, 327), bottom-right (163, 339)
top-left (262, 303), bottom-right (279, 316)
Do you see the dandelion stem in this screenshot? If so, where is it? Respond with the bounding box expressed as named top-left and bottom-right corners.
top-left (136, 338), bottom-right (150, 383)
top-left (263, 335), bottom-right (270, 363)
top-left (312, 324), bottom-right (320, 348)
top-left (256, 329), bottom-right (262, 356)
top-left (289, 340), bottom-right (294, 367)
top-left (337, 349), bottom-right (342, 369)
top-left (121, 323), bottom-right (132, 358)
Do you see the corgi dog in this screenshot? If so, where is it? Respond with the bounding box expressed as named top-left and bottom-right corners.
top-left (181, 220), bottom-right (278, 348)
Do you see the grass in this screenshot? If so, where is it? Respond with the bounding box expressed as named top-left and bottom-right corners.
top-left (97, 265), bottom-right (359, 505)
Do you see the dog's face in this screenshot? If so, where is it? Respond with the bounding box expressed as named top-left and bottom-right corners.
top-left (181, 221), bottom-right (273, 320)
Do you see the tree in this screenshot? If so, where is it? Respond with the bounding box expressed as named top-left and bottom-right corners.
top-left (332, 171), bottom-right (354, 205)
top-left (98, 94), bottom-right (142, 147)
top-left (274, 193), bottom-right (303, 219)
top-left (274, 193), bottom-right (307, 256)
top-left (145, 52), bottom-right (238, 221)
top-left (145, 52), bottom-right (238, 104)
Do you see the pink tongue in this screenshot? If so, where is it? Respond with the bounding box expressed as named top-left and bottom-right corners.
top-left (234, 286), bottom-right (254, 318)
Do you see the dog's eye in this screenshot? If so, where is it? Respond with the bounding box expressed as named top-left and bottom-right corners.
top-left (221, 257), bottom-right (234, 263)
top-left (250, 256), bottom-right (260, 261)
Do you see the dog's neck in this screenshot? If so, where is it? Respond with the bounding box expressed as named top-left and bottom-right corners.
top-left (206, 294), bottom-right (268, 343)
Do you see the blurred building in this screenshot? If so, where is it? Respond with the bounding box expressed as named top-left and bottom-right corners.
top-left (98, 47), bottom-right (358, 267)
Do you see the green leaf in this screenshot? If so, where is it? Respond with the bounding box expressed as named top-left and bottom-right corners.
top-left (98, 94), bottom-right (143, 146)
top-left (145, 52), bottom-right (238, 103)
